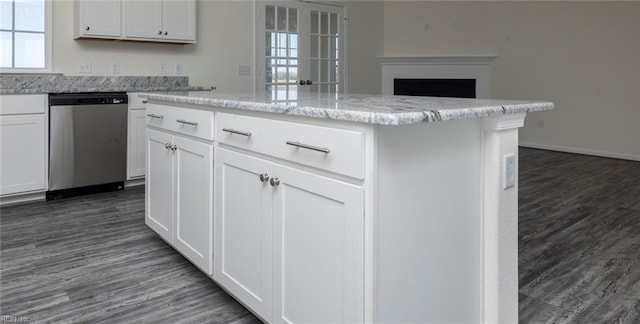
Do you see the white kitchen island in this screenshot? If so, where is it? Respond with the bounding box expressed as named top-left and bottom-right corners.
top-left (139, 91), bottom-right (553, 324)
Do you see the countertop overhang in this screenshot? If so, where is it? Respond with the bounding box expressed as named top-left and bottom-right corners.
top-left (140, 91), bottom-right (554, 126)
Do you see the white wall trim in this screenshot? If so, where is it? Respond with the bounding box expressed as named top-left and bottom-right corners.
top-left (378, 56), bottom-right (498, 66)
top-left (379, 55), bottom-right (498, 98)
top-left (483, 113), bottom-right (526, 132)
top-left (519, 142), bottom-right (640, 162)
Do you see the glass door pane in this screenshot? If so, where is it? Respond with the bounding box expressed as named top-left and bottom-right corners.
top-left (308, 8), bottom-right (341, 95)
top-left (264, 4), bottom-right (299, 102)
top-left (258, 1), bottom-right (344, 99)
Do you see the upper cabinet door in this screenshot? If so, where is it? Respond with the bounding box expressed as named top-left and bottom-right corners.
top-left (79, 0), bottom-right (121, 37)
top-left (125, 0), bottom-right (163, 39)
top-left (162, 0), bottom-right (196, 41)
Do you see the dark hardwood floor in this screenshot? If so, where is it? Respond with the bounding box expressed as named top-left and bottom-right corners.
top-left (0, 187), bottom-right (260, 323)
top-left (1, 148), bottom-right (639, 323)
top-left (519, 148), bottom-right (640, 323)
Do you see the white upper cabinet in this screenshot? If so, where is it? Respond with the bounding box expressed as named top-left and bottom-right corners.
top-left (162, 0), bottom-right (196, 41)
top-left (76, 0), bottom-right (196, 43)
top-left (75, 0), bottom-right (122, 38)
top-left (125, 0), bottom-right (196, 42)
top-left (125, 0), bottom-right (163, 39)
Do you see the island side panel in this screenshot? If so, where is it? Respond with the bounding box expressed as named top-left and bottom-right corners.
top-left (482, 113), bottom-right (525, 324)
top-left (375, 118), bottom-right (483, 323)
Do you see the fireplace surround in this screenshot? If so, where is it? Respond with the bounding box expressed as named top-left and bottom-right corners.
top-left (379, 56), bottom-right (497, 98)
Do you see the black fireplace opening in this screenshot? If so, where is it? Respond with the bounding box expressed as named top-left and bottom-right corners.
top-left (394, 78), bottom-right (476, 98)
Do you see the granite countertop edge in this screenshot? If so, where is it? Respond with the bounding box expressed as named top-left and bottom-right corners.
top-left (0, 86), bottom-right (206, 95)
top-left (140, 92), bottom-right (554, 126)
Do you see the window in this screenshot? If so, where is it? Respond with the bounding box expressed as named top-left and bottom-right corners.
top-left (0, 0), bottom-right (51, 71)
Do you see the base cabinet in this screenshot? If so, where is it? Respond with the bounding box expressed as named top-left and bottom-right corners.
top-left (146, 127), bottom-right (212, 274)
top-left (127, 93), bottom-right (147, 180)
top-left (0, 115), bottom-right (47, 195)
top-left (214, 148), bottom-right (364, 323)
top-left (0, 94), bottom-right (48, 199)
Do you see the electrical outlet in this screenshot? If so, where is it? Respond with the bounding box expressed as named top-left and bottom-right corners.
top-left (111, 62), bottom-right (120, 74)
top-left (504, 154), bottom-right (516, 190)
top-left (175, 63), bottom-right (183, 75)
top-left (78, 60), bottom-right (91, 73)
top-left (238, 65), bottom-right (251, 76)
top-left (160, 64), bottom-right (167, 75)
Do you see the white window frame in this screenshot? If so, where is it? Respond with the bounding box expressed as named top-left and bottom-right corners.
top-left (0, 0), bottom-right (53, 73)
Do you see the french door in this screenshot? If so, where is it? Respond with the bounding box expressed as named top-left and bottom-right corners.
top-left (256, 1), bottom-right (346, 101)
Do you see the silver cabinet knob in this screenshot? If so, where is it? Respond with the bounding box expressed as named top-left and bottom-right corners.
top-left (165, 143), bottom-right (172, 150)
top-left (158, 31), bottom-right (162, 35)
top-left (259, 174), bottom-right (270, 183)
top-left (171, 144), bottom-right (177, 151)
top-left (85, 26), bottom-right (90, 31)
top-left (270, 177), bottom-right (280, 187)
top-left (164, 31), bottom-right (168, 36)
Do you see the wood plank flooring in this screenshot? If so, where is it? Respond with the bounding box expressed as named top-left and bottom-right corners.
top-left (519, 148), bottom-right (640, 323)
top-left (1, 148), bottom-right (639, 323)
top-left (0, 187), bottom-right (260, 323)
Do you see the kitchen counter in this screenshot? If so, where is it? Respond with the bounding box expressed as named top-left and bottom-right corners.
top-left (0, 75), bottom-right (205, 94)
top-left (141, 91), bottom-right (553, 125)
top-left (143, 91), bottom-right (553, 323)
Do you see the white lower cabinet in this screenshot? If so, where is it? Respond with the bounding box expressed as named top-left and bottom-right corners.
top-left (214, 147), bottom-right (364, 323)
top-left (127, 109), bottom-right (147, 179)
top-left (146, 127), bottom-right (213, 274)
top-left (0, 94), bottom-right (48, 199)
top-left (0, 114), bottom-right (47, 195)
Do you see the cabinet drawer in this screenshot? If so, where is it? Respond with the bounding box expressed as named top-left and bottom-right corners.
top-left (128, 93), bottom-right (147, 110)
top-left (0, 94), bottom-right (47, 115)
top-left (217, 113), bottom-right (365, 179)
top-left (146, 103), bottom-right (214, 141)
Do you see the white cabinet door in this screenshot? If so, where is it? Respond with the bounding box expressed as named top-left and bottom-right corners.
top-left (0, 115), bottom-right (46, 195)
top-left (214, 148), bottom-right (273, 322)
top-left (272, 164), bottom-right (364, 324)
top-left (127, 110), bottom-right (147, 179)
top-left (125, 0), bottom-right (163, 39)
top-left (162, 0), bottom-right (196, 41)
top-left (145, 128), bottom-right (174, 242)
top-left (79, 0), bottom-right (121, 37)
top-left (173, 136), bottom-right (213, 274)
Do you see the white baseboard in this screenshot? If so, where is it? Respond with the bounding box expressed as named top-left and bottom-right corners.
top-left (1, 192), bottom-right (46, 207)
top-left (519, 142), bottom-right (640, 162)
top-left (125, 178), bottom-right (145, 187)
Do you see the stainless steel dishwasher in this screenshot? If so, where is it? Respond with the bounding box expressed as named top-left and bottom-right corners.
top-left (47, 92), bottom-right (128, 199)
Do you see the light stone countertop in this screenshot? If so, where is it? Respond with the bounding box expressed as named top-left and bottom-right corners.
top-left (0, 75), bottom-right (205, 94)
top-left (141, 91), bottom-right (554, 126)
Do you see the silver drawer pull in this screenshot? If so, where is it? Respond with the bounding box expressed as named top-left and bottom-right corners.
top-left (286, 141), bottom-right (331, 154)
top-left (147, 113), bottom-right (164, 119)
top-left (142, 100), bottom-right (148, 104)
top-left (222, 128), bottom-right (252, 137)
top-left (176, 119), bottom-right (198, 127)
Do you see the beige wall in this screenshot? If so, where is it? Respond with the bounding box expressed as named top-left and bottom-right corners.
top-left (383, 1), bottom-right (488, 56)
top-left (383, 1), bottom-right (640, 160)
top-left (52, 0), bottom-right (383, 94)
top-left (345, 1), bottom-right (384, 94)
top-left (53, 0), bottom-right (255, 91)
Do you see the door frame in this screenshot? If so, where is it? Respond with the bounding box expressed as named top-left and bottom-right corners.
top-left (254, 0), bottom-right (349, 95)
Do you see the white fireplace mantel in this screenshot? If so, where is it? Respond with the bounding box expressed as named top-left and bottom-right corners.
top-left (379, 55), bottom-right (498, 98)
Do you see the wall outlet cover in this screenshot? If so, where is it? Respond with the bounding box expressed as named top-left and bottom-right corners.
top-left (504, 153), bottom-right (516, 189)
